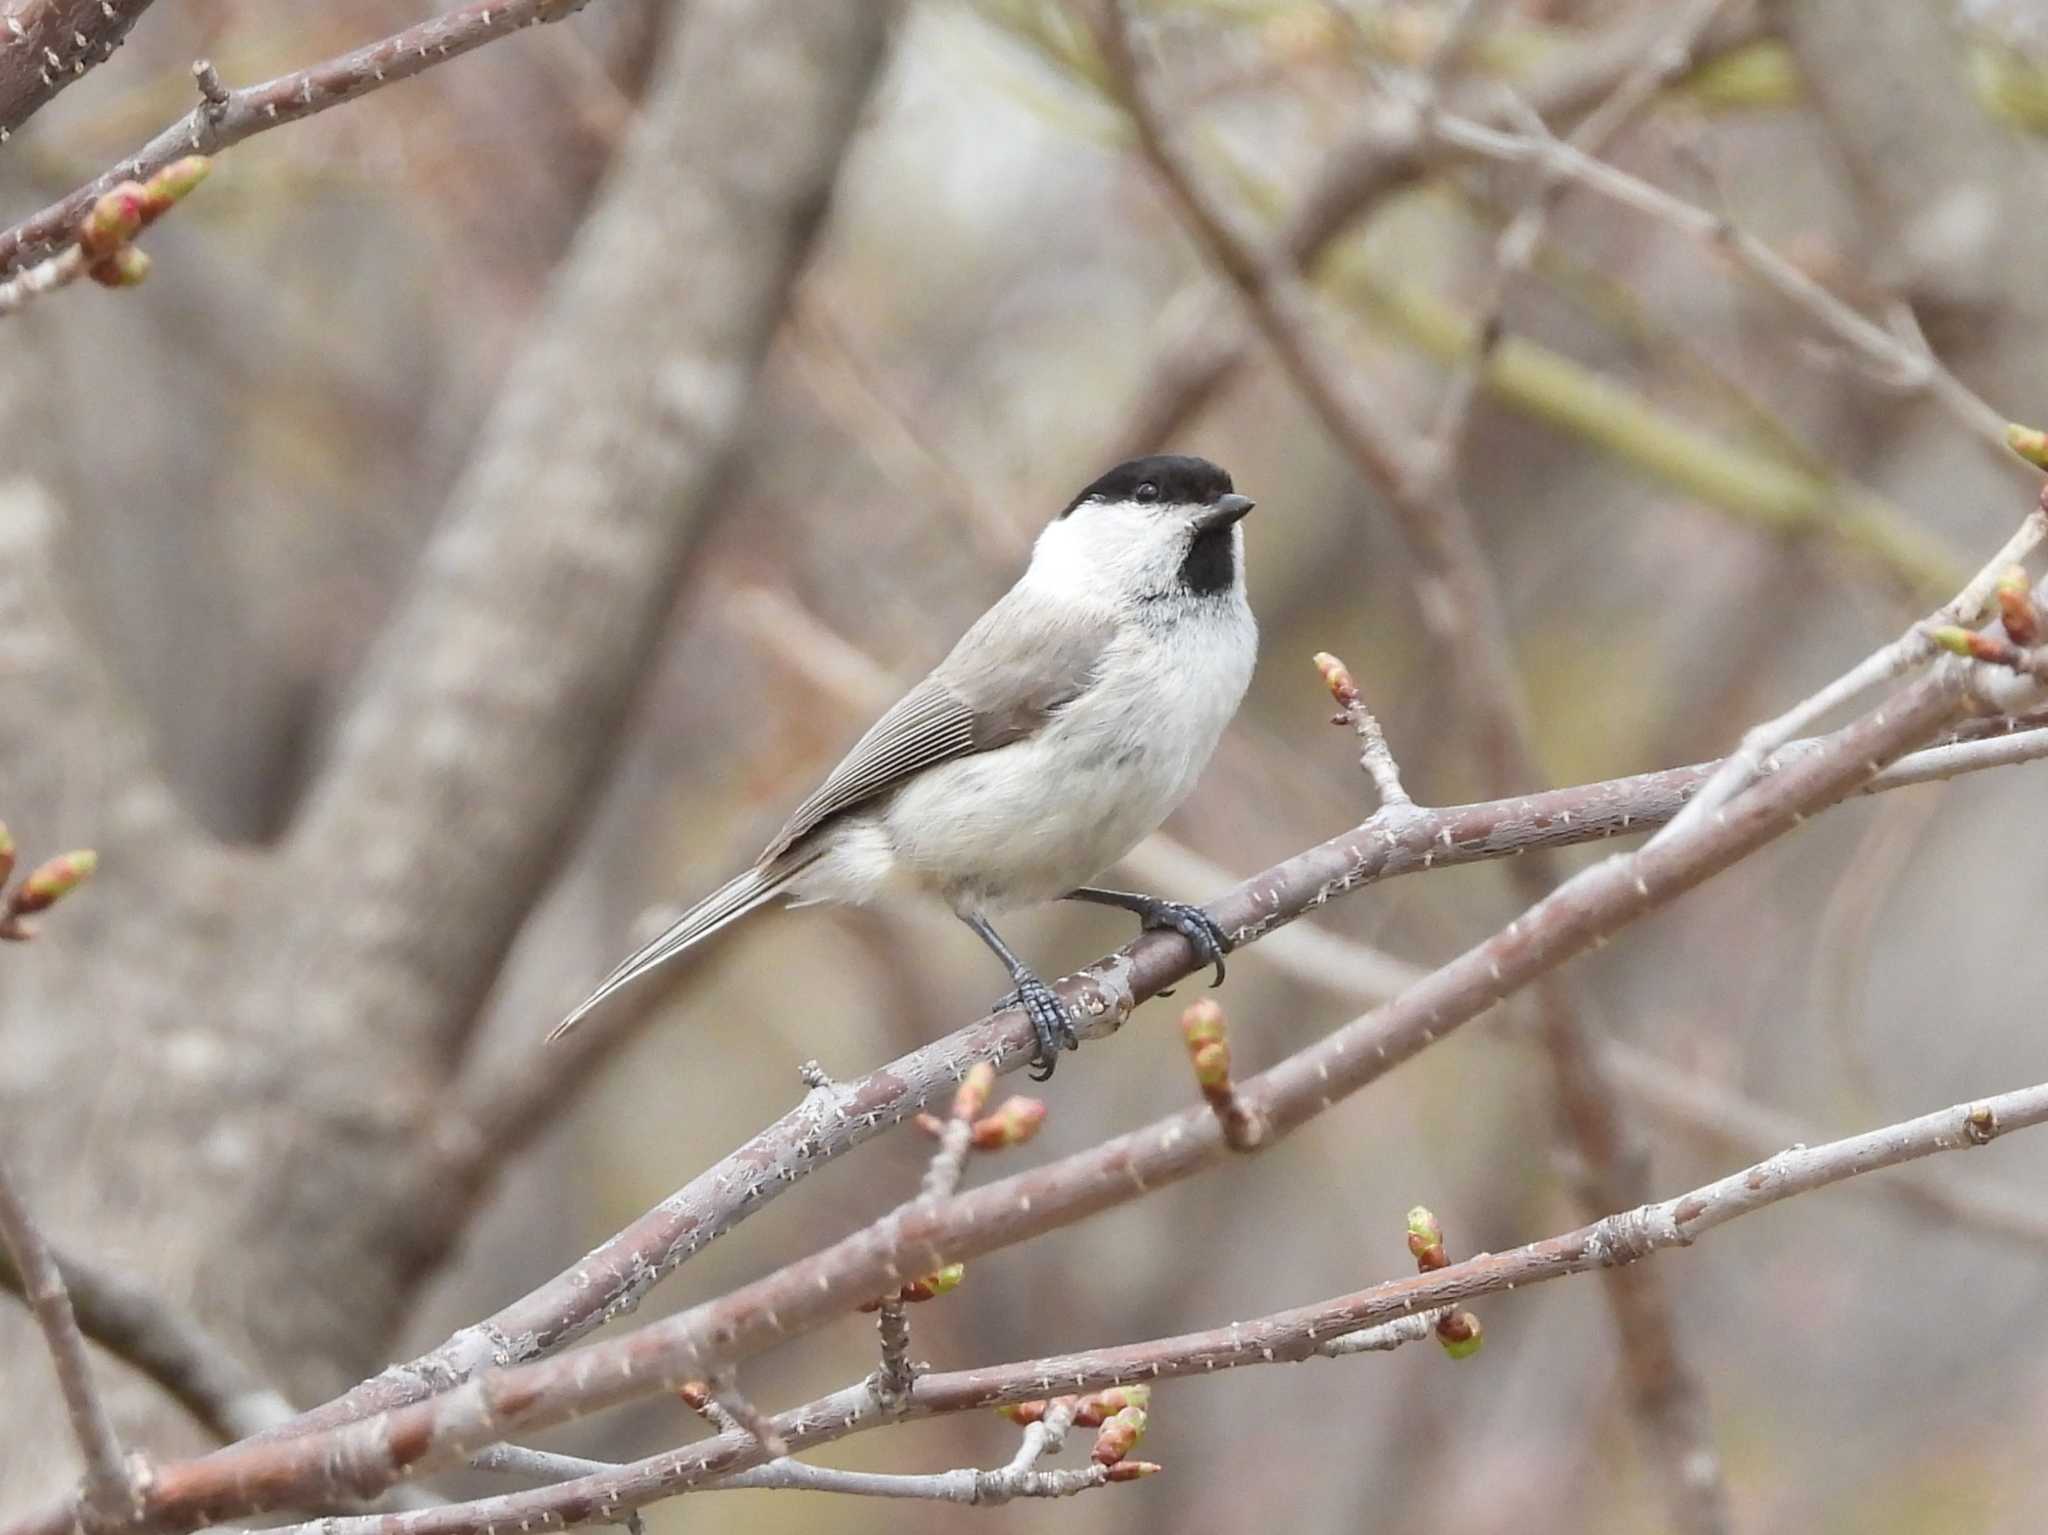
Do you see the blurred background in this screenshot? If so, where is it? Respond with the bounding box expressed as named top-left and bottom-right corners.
top-left (4, 1), bottom-right (2048, 1531)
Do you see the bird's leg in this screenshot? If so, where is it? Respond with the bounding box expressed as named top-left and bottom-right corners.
top-left (960, 912), bottom-right (1078, 1081)
top-left (1063, 886), bottom-right (1230, 987)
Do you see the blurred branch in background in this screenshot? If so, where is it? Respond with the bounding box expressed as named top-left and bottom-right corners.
top-left (11, 0), bottom-right (2048, 1530)
top-left (1097, 2), bottom-right (1738, 1522)
top-left (27, 468), bottom-right (2047, 1529)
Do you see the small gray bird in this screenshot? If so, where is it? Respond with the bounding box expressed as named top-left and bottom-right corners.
top-left (549, 454), bottom-right (1258, 1078)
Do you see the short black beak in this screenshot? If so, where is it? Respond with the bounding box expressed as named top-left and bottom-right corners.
top-left (1196, 493), bottom-right (1255, 532)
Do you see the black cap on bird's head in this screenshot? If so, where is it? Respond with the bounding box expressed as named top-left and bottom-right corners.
top-left (1060, 454), bottom-right (1251, 524)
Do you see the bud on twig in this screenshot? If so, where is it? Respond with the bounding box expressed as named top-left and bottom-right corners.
top-left (1998, 566), bottom-right (2041, 647)
top-left (78, 185), bottom-right (146, 260)
top-left (858, 1263), bottom-right (964, 1310)
top-left (2, 846), bottom-right (97, 938)
top-left (89, 247), bottom-right (151, 288)
top-left (1105, 1459), bottom-right (1163, 1482)
top-left (1071, 1384), bottom-right (1150, 1427)
top-left (1406, 1206), bottom-right (1448, 1271)
top-left (971, 1095), bottom-right (1047, 1149)
top-left (1091, 1405), bottom-right (1147, 1466)
top-left (1403, 1206), bottom-right (1485, 1360)
top-left (2008, 421), bottom-right (2048, 471)
top-left (1313, 650), bottom-right (1361, 713)
top-left (1928, 624), bottom-right (2047, 677)
top-left (950, 1061), bottom-right (996, 1124)
top-left (1435, 1309), bottom-right (1484, 1360)
top-left (69, 156), bottom-right (212, 295)
top-left (1180, 999), bottom-right (1264, 1151)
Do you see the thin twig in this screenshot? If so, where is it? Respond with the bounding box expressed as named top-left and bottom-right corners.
top-left (1654, 489), bottom-right (2048, 844)
top-left (1313, 651), bottom-right (1414, 810)
top-left (0, 1239), bottom-right (295, 1442)
top-left (0, 243), bottom-right (90, 314)
top-left (1097, 6), bottom-right (1738, 1524)
top-left (0, 1153), bottom-right (132, 1521)
top-left (1428, 107), bottom-right (2027, 467)
top-left (231, 1078), bottom-right (2048, 1535)
top-left (872, 1302), bottom-right (913, 1405)
top-left (15, 632), bottom-right (1995, 1533)
top-left (1416, 0), bottom-right (1736, 491)
top-left (707, 1374), bottom-right (787, 1460)
top-left (1098, 4), bottom-right (1764, 459)
top-left (218, 703), bottom-right (2048, 1465)
top-left (0, 0), bottom-right (601, 275)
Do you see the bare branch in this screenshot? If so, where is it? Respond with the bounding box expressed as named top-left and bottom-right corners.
top-left (0, 1153), bottom-right (132, 1521)
top-left (1095, 5), bottom-right (1740, 1522)
top-left (1655, 489), bottom-right (2048, 844)
top-left (1415, 0), bottom-right (1735, 493)
top-left (0, 0), bottom-right (604, 275)
top-left (224, 1078), bottom-right (2048, 1535)
top-left (1429, 107), bottom-right (2028, 467)
top-left (0, 0), bottom-right (156, 140)
top-left (1100, 4), bottom-right (1765, 458)
top-left (223, 701), bottom-right (2048, 1463)
top-left (13, 619), bottom-right (1995, 1532)
top-left (0, 1236), bottom-right (294, 1443)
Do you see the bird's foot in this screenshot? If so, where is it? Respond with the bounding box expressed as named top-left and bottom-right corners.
top-left (1136, 899), bottom-right (1231, 987)
top-left (993, 972), bottom-right (1080, 1081)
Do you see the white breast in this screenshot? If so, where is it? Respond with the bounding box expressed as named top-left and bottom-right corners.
top-left (868, 593), bottom-right (1257, 915)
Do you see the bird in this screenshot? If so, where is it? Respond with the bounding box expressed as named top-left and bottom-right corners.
top-left (549, 454), bottom-right (1258, 1079)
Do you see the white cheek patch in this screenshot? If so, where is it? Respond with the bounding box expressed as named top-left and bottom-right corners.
top-left (1024, 504), bottom-right (1193, 602)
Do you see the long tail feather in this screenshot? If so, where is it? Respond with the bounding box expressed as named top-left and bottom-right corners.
top-left (546, 859), bottom-right (806, 1042)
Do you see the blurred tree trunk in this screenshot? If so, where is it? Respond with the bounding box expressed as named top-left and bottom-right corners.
top-left (0, 0), bottom-right (888, 1502)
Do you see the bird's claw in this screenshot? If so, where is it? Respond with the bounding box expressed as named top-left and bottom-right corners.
top-left (1139, 899), bottom-right (1231, 987)
top-left (994, 974), bottom-right (1080, 1080)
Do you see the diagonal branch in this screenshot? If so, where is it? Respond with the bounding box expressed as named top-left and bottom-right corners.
top-left (0, 1152), bottom-right (131, 1521)
top-left (15, 616), bottom-right (2010, 1531)
top-left (1096, 3), bottom-right (1739, 1524)
top-left (230, 703), bottom-right (2048, 1452)
top-left (0, 0), bottom-right (604, 275)
top-left (0, 1236), bottom-right (295, 1443)
top-left (135, 1075), bottom-right (2048, 1535)
top-left (0, 0), bottom-right (156, 140)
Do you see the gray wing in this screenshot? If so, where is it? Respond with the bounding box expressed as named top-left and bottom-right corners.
top-left (759, 593), bottom-right (1115, 864)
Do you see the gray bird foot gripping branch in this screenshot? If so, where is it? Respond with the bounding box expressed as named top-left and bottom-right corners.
top-left (1063, 886), bottom-right (1231, 989)
top-left (992, 976), bottom-right (1081, 1082)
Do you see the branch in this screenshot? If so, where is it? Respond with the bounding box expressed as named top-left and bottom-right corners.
top-left (0, 0), bottom-right (603, 275)
top-left (230, 1079), bottom-right (2048, 1535)
top-left (1096, 4), bottom-right (1739, 1523)
top-left (1655, 490), bottom-right (2048, 843)
top-left (0, 1152), bottom-right (131, 1521)
top-left (0, 0), bottom-right (155, 140)
top-left (0, 156), bottom-right (211, 318)
top-left (0, 1232), bottom-right (295, 1443)
top-left (215, 704), bottom-right (2048, 1459)
top-left (1427, 108), bottom-right (2027, 470)
top-left (1100, 3), bottom-right (1764, 456)
top-left (21, 615), bottom-right (2007, 1529)
top-left (243, 0), bottom-right (888, 1080)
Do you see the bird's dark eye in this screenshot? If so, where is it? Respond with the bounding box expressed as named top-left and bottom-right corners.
top-left (1134, 482), bottom-right (1160, 503)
